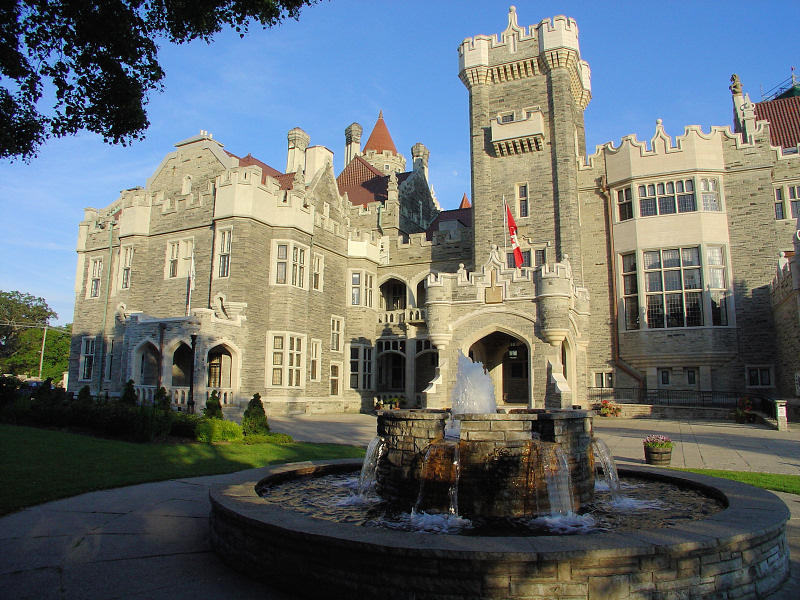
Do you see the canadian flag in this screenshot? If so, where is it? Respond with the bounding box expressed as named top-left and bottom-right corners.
top-left (505, 202), bottom-right (524, 268)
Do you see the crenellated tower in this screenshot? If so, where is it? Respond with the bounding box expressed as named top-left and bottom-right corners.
top-left (459, 6), bottom-right (591, 284)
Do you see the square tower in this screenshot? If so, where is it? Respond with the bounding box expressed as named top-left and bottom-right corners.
top-left (459, 7), bottom-right (591, 284)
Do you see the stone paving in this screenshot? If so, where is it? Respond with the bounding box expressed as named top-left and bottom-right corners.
top-left (0, 415), bottom-right (797, 599)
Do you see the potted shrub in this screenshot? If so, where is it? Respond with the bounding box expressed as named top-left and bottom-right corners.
top-left (643, 434), bottom-right (674, 466)
top-left (597, 399), bottom-right (621, 417)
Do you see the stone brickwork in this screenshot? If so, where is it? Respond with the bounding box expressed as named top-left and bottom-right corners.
top-left (210, 461), bottom-right (790, 600)
top-left (771, 246), bottom-right (800, 408)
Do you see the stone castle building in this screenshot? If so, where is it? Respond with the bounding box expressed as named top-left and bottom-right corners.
top-left (68, 7), bottom-right (800, 415)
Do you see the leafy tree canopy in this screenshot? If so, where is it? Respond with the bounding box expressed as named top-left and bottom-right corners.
top-left (0, 290), bottom-right (57, 358)
top-left (1, 0), bottom-right (316, 160)
top-left (0, 323), bottom-right (71, 381)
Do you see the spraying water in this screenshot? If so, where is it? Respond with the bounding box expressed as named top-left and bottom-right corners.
top-left (450, 351), bottom-right (497, 414)
top-left (357, 436), bottom-right (385, 496)
top-left (592, 439), bottom-right (620, 501)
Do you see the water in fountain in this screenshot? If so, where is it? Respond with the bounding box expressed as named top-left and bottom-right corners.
top-left (450, 351), bottom-right (496, 414)
top-left (357, 436), bottom-right (385, 496)
top-left (542, 444), bottom-right (574, 515)
top-left (448, 441), bottom-right (461, 515)
top-left (410, 440), bottom-right (470, 532)
top-left (592, 439), bottom-right (620, 501)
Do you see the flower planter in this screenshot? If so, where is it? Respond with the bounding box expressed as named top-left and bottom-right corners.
top-left (644, 446), bottom-right (672, 466)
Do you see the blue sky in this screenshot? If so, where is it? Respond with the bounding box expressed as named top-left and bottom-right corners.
top-left (1, 0), bottom-right (798, 325)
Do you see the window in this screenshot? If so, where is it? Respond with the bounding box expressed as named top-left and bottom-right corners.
top-left (617, 187), bottom-right (633, 221)
top-left (658, 368), bottom-right (670, 386)
top-left (707, 246), bottom-right (728, 326)
top-left (638, 179), bottom-right (695, 217)
top-left (312, 253), bottom-right (323, 291)
top-left (269, 333), bottom-right (305, 387)
top-left (274, 241), bottom-right (307, 288)
top-left (330, 317), bottom-right (342, 352)
top-left (642, 247), bottom-right (703, 328)
top-left (500, 113), bottom-right (514, 123)
top-left (165, 239), bottom-right (193, 279)
top-left (789, 184), bottom-right (800, 218)
top-left (310, 339), bottom-right (321, 381)
top-left (534, 249), bottom-right (546, 266)
top-left (746, 366), bottom-right (773, 388)
top-left (349, 344), bottom-right (373, 390)
top-left (120, 247), bottom-right (133, 290)
top-left (79, 337), bottom-right (95, 380)
top-left (621, 253), bottom-right (639, 330)
top-left (594, 372), bottom-right (613, 388)
top-left (506, 250), bottom-right (531, 268)
top-left (518, 184), bottom-right (528, 218)
top-left (699, 178), bottom-right (721, 211)
top-left (218, 229), bottom-right (231, 278)
top-left (350, 271), bottom-right (374, 306)
top-left (686, 368), bottom-right (697, 386)
top-left (89, 258), bottom-right (103, 298)
top-left (775, 201), bottom-right (786, 220)
top-left (329, 363), bottom-right (341, 395)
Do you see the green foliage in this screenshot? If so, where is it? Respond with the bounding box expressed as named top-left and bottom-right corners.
top-left (120, 379), bottom-right (138, 406)
top-left (675, 469), bottom-right (800, 496)
top-left (155, 386), bottom-right (170, 411)
top-left (0, 291), bottom-right (58, 365)
top-left (1, 0), bottom-right (316, 160)
top-left (242, 392), bottom-right (269, 435)
top-left (77, 385), bottom-right (92, 403)
top-left (0, 375), bottom-right (22, 407)
top-left (240, 432), bottom-right (293, 445)
top-left (203, 390), bottom-right (223, 419)
top-left (0, 324), bottom-right (70, 381)
top-left (195, 418), bottom-right (243, 442)
top-left (169, 411), bottom-right (202, 438)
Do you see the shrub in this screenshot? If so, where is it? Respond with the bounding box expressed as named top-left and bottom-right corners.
top-left (169, 412), bottom-right (202, 438)
top-left (77, 385), bottom-right (92, 404)
top-left (0, 375), bottom-right (22, 407)
top-left (242, 393), bottom-right (269, 435)
top-left (240, 432), bottom-right (293, 445)
top-left (203, 390), bottom-right (223, 419)
top-left (120, 380), bottom-right (138, 406)
top-left (195, 417), bottom-right (243, 442)
top-left (155, 386), bottom-right (171, 411)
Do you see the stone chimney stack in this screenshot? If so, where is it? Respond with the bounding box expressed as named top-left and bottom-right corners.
top-left (344, 123), bottom-right (362, 166)
top-left (286, 127), bottom-right (310, 174)
top-left (411, 142), bottom-right (430, 180)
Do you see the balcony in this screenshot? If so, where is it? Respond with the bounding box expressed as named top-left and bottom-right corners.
top-left (378, 308), bottom-right (426, 326)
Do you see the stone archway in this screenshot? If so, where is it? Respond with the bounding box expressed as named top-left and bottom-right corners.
top-left (468, 331), bottom-right (530, 406)
top-left (137, 342), bottom-right (160, 386)
top-left (171, 343), bottom-right (192, 387)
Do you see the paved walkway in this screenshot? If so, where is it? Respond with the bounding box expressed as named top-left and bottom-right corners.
top-left (0, 415), bottom-right (797, 599)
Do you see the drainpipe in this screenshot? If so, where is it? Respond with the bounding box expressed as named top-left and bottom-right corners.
top-left (157, 323), bottom-right (166, 391)
top-left (601, 177), bottom-right (644, 387)
top-left (95, 220), bottom-right (115, 396)
top-left (188, 334), bottom-right (197, 414)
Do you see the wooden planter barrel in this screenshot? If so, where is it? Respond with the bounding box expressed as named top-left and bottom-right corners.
top-left (644, 446), bottom-right (672, 466)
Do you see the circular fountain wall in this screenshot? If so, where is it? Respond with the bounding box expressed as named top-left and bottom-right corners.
top-left (209, 460), bottom-right (790, 599)
top-left (377, 409), bottom-right (594, 517)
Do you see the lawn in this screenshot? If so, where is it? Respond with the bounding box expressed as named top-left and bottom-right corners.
top-left (675, 468), bottom-right (800, 496)
top-left (0, 424), bottom-right (365, 515)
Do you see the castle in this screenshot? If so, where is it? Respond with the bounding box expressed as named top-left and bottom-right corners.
top-left (68, 7), bottom-right (800, 416)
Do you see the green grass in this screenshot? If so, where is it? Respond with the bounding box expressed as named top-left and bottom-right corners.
top-left (674, 468), bottom-right (800, 496)
top-left (0, 424), bottom-right (365, 515)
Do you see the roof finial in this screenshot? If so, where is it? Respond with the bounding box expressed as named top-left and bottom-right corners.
top-left (730, 74), bottom-right (742, 96)
top-left (378, 109), bottom-right (383, 119)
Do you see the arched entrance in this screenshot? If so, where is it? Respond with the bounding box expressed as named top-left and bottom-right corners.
top-left (380, 278), bottom-right (407, 311)
top-left (207, 344), bottom-right (234, 405)
top-left (415, 341), bottom-right (438, 398)
top-left (468, 331), bottom-right (530, 405)
top-left (171, 343), bottom-right (192, 387)
top-left (138, 342), bottom-right (160, 386)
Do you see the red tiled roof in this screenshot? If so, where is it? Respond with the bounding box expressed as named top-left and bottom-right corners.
top-left (458, 193), bottom-right (472, 209)
top-left (363, 110), bottom-right (398, 154)
top-left (275, 172), bottom-right (296, 190)
top-left (224, 150), bottom-right (289, 186)
top-left (755, 96), bottom-right (800, 149)
top-left (426, 206), bottom-right (473, 239)
top-left (336, 156), bottom-right (414, 206)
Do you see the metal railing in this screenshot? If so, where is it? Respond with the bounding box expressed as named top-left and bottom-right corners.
top-left (587, 387), bottom-right (742, 409)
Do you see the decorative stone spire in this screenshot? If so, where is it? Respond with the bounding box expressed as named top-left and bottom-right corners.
top-left (459, 193), bottom-right (471, 209)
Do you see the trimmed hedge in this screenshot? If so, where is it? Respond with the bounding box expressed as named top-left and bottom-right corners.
top-left (195, 418), bottom-right (243, 442)
top-left (240, 432), bottom-right (293, 445)
top-left (242, 392), bottom-right (269, 435)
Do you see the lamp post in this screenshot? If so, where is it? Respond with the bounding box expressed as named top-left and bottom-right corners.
top-left (188, 334), bottom-right (197, 414)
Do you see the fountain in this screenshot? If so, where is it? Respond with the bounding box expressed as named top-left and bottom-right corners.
top-left (209, 354), bottom-right (791, 599)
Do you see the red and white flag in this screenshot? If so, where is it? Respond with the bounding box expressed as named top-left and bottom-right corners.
top-left (505, 202), bottom-right (523, 268)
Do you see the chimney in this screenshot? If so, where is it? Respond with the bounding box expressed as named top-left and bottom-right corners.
top-left (345, 122), bottom-right (362, 166)
top-left (411, 142), bottom-right (430, 180)
top-left (286, 127), bottom-right (310, 174)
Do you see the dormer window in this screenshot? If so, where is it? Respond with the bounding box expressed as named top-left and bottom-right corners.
top-left (501, 113), bottom-right (514, 123)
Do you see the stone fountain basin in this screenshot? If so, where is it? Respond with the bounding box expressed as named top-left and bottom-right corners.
top-left (209, 459), bottom-right (790, 600)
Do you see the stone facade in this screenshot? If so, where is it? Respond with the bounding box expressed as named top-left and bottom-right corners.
top-left (69, 7), bottom-right (800, 415)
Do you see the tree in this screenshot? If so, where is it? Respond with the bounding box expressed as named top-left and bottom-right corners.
top-left (1, 0), bottom-right (316, 161)
top-left (203, 390), bottom-right (223, 419)
top-left (242, 392), bottom-right (269, 434)
top-left (1, 323), bottom-right (71, 382)
top-left (0, 290), bottom-right (57, 361)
